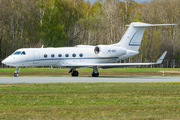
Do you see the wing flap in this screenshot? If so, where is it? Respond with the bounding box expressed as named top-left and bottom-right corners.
top-left (64, 63), bottom-right (152, 68)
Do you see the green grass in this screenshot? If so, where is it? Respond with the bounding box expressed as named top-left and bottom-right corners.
top-left (0, 83), bottom-right (180, 119)
top-left (0, 68), bottom-right (180, 77)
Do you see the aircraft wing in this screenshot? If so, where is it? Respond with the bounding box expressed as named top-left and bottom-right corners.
top-left (64, 51), bottom-right (167, 68)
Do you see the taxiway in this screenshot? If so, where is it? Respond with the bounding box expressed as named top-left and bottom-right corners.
top-left (0, 77), bottom-right (180, 83)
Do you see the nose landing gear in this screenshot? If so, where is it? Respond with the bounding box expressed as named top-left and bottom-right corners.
top-left (14, 67), bottom-right (21, 77)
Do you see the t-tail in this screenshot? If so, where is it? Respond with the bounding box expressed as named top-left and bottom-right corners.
top-left (116, 22), bottom-right (176, 51)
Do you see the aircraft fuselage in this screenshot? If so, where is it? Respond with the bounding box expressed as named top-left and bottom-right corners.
top-left (4, 46), bottom-right (137, 67)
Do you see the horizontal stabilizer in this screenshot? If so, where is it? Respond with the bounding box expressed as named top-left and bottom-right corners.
top-left (126, 23), bottom-right (177, 27)
top-left (156, 51), bottom-right (167, 64)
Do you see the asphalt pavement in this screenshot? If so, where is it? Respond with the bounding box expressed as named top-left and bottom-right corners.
top-left (0, 77), bottom-right (180, 83)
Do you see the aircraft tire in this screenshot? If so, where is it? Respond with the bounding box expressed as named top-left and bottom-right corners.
top-left (71, 71), bottom-right (79, 77)
top-left (14, 73), bottom-right (19, 77)
top-left (92, 72), bottom-right (99, 77)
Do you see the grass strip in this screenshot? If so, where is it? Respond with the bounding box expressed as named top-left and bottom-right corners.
top-left (0, 83), bottom-right (180, 119)
top-left (0, 68), bottom-right (180, 77)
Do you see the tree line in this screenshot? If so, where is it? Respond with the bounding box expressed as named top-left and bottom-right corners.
top-left (0, 0), bottom-right (180, 67)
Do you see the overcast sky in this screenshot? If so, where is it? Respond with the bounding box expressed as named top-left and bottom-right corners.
top-left (85, 0), bottom-right (151, 4)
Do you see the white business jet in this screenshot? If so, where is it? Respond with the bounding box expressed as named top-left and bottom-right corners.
top-left (2, 22), bottom-right (174, 77)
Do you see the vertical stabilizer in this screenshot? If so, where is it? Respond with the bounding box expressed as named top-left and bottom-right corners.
top-left (116, 22), bottom-right (176, 51)
top-left (117, 22), bottom-right (146, 51)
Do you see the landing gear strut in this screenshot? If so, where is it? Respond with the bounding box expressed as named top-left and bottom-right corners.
top-left (14, 67), bottom-right (21, 77)
top-left (92, 66), bottom-right (99, 77)
top-left (69, 68), bottom-right (79, 77)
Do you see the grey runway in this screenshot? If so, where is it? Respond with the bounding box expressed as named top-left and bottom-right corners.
top-left (0, 77), bottom-right (180, 83)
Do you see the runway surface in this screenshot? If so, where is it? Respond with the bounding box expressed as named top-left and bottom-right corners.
top-left (0, 77), bottom-right (180, 83)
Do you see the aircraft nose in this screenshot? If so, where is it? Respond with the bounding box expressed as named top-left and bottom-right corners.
top-left (2, 59), bottom-right (8, 65)
top-left (2, 57), bottom-right (12, 65)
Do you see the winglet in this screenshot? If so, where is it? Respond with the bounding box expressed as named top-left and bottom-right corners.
top-left (156, 51), bottom-right (167, 64)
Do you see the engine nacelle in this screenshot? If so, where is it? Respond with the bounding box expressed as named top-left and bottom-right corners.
top-left (94, 45), bottom-right (127, 57)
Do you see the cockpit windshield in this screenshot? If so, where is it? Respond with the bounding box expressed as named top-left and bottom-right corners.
top-left (21, 51), bottom-right (26, 55)
top-left (13, 51), bottom-right (26, 55)
top-left (13, 51), bottom-right (21, 55)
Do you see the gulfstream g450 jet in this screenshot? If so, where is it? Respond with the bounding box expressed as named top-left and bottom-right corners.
top-left (2, 22), bottom-right (174, 77)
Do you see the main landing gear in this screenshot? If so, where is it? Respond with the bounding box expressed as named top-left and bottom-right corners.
top-left (92, 72), bottom-right (99, 77)
top-left (69, 68), bottom-right (79, 77)
top-left (69, 66), bottom-right (99, 77)
top-left (92, 66), bottom-right (99, 77)
top-left (14, 67), bottom-right (21, 77)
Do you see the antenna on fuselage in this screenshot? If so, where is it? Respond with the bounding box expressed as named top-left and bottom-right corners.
top-left (41, 45), bottom-right (44, 48)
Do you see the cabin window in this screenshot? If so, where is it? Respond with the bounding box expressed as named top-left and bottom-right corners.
top-left (58, 54), bottom-right (62, 57)
top-left (79, 53), bottom-right (83, 57)
top-left (72, 53), bottom-right (76, 57)
top-left (112, 49), bottom-right (116, 52)
top-left (21, 51), bottom-right (26, 55)
top-left (108, 50), bottom-right (111, 52)
top-left (44, 54), bottom-right (48, 58)
top-left (65, 54), bottom-right (69, 57)
top-left (13, 51), bottom-right (21, 55)
top-left (51, 54), bottom-right (55, 58)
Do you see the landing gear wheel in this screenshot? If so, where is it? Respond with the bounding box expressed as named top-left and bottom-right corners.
top-left (14, 67), bottom-right (21, 77)
top-left (14, 73), bottom-right (19, 77)
top-left (71, 71), bottom-right (79, 77)
top-left (92, 72), bottom-right (99, 77)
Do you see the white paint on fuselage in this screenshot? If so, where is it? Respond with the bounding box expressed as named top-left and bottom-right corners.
top-left (5, 46), bottom-right (125, 67)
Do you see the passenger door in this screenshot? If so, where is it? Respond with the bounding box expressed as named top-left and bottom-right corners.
top-left (33, 51), bottom-right (40, 64)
